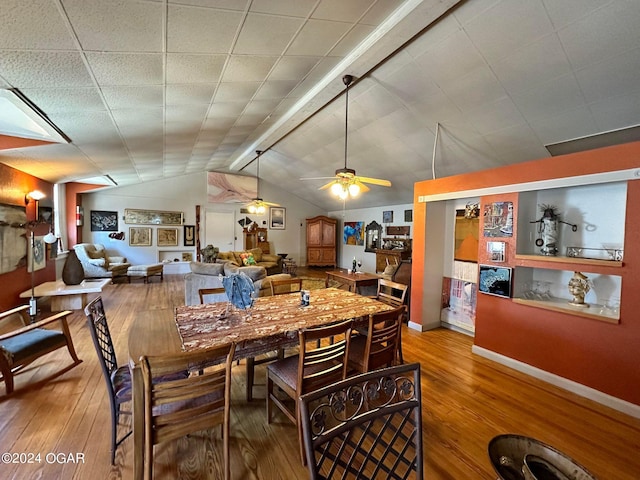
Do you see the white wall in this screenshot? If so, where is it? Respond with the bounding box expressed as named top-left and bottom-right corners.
top-left (80, 172), bottom-right (326, 266)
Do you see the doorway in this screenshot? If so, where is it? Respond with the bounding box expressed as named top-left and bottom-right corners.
top-left (204, 211), bottom-right (235, 252)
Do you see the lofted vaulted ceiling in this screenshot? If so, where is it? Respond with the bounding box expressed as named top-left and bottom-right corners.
top-left (1, 0), bottom-right (639, 210)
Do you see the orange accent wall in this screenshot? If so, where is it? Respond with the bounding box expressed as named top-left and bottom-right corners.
top-left (0, 163), bottom-right (55, 312)
top-left (412, 141), bottom-right (640, 406)
top-left (65, 182), bottom-right (101, 247)
top-left (0, 134), bottom-right (53, 151)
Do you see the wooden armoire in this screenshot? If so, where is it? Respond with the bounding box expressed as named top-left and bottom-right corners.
top-left (306, 215), bottom-right (337, 267)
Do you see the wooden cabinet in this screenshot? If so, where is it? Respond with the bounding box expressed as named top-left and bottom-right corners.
top-left (244, 227), bottom-right (270, 254)
top-left (306, 216), bottom-right (337, 267)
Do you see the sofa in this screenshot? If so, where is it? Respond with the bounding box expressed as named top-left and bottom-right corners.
top-left (73, 243), bottom-right (130, 279)
top-left (184, 261), bottom-right (291, 306)
top-left (216, 248), bottom-right (282, 275)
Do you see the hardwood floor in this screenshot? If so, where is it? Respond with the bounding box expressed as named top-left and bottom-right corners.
top-left (1, 271), bottom-right (639, 479)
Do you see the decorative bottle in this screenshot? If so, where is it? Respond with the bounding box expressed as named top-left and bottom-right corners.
top-left (352, 257), bottom-right (357, 273)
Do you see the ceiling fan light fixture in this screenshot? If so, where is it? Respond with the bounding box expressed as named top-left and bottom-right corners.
top-left (330, 182), bottom-right (344, 196)
top-left (348, 183), bottom-right (360, 197)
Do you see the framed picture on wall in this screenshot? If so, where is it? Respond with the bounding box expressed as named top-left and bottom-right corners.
top-left (129, 227), bottom-right (151, 246)
top-left (382, 211), bottom-right (393, 223)
top-left (478, 265), bottom-right (512, 298)
top-left (183, 225), bottom-right (195, 246)
top-left (269, 207), bottom-right (285, 230)
top-left (90, 210), bottom-right (118, 231)
top-left (157, 228), bottom-right (178, 246)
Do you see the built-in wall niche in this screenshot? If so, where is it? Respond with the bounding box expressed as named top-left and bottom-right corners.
top-left (516, 182), bottom-right (626, 259)
top-left (513, 266), bottom-right (622, 323)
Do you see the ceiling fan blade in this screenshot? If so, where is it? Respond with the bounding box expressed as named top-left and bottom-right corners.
top-left (319, 180), bottom-right (337, 190)
top-left (356, 176), bottom-right (392, 187)
top-left (354, 180), bottom-right (370, 193)
top-left (301, 176), bottom-right (336, 181)
top-left (263, 201), bottom-right (280, 206)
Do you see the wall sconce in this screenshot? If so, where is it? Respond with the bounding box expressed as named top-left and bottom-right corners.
top-left (25, 190), bottom-right (45, 220)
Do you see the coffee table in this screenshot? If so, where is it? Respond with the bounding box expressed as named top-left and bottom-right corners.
top-left (325, 270), bottom-right (381, 294)
top-left (20, 279), bottom-right (110, 311)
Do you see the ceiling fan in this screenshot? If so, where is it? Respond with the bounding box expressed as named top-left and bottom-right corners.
top-left (302, 74), bottom-right (391, 200)
top-left (246, 150), bottom-right (279, 214)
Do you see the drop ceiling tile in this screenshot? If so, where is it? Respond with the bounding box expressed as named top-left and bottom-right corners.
top-left (465, 97), bottom-right (526, 135)
top-left (590, 91), bottom-right (640, 132)
top-left (20, 87), bottom-right (105, 113)
top-left (250, 0), bottom-right (316, 17)
top-left (286, 19), bottom-right (351, 56)
top-left (221, 56), bottom-right (279, 82)
top-left (329, 24), bottom-right (375, 57)
top-left (491, 34), bottom-right (572, 95)
top-left (254, 80), bottom-right (298, 100)
top-left (166, 54), bottom-right (226, 84)
top-left (112, 108), bottom-right (163, 131)
top-left (529, 105), bottom-right (599, 145)
top-left (167, 5), bottom-right (243, 53)
top-left (404, 16), bottom-right (461, 59)
top-left (166, 104), bottom-right (209, 122)
top-left (464, 0), bottom-right (554, 63)
top-left (268, 56), bottom-right (322, 81)
top-left (557, 0), bottom-right (640, 69)
top-left (101, 86), bottom-right (164, 109)
top-left (312, 0), bottom-right (374, 23)
top-left (166, 84), bottom-right (216, 105)
top-left (86, 53), bottom-right (163, 86)
top-left (207, 102), bottom-right (248, 117)
top-left (243, 99), bottom-right (281, 115)
top-left (575, 47), bottom-right (640, 103)
top-left (214, 82), bottom-right (261, 102)
top-left (0, 52), bottom-right (94, 87)
top-left (359, 0), bottom-right (404, 26)
top-left (233, 13), bottom-right (305, 55)
top-left (542, 0), bottom-right (611, 29)
top-left (413, 29), bottom-right (485, 85)
top-left (1, 0), bottom-right (77, 49)
top-left (171, 0), bottom-right (247, 10)
top-left (511, 73), bottom-right (586, 121)
top-left (440, 65), bottom-right (506, 111)
top-left (64, 0), bottom-right (162, 52)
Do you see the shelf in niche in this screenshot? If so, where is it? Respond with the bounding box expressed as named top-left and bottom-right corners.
top-left (514, 254), bottom-right (622, 268)
top-left (512, 297), bottom-right (619, 324)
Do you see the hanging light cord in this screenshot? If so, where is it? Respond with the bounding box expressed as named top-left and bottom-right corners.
top-left (344, 80), bottom-right (349, 170)
top-left (431, 122), bottom-right (440, 180)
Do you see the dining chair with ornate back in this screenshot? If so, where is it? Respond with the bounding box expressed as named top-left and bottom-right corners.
top-left (0, 305), bottom-right (81, 396)
top-left (347, 305), bottom-right (404, 374)
top-left (266, 319), bottom-right (353, 462)
top-left (84, 296), bottom-right (132, 465)
top-left (245, 277), bottom-right (303, 401)
top-left (138, 342), bottom-right (236, 480)
top-left (372, 278), bottom-right (408, 363)
top-left (299, 362), bottom-right (423, 480)
top-left (198, 287), bottom-right (227, 304)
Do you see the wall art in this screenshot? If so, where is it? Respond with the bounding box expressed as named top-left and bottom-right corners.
top-left (269, 207), bottom-right (286, 230)
top-left (382, 211), bottom-right (393, 223)
top-left (183, 225), bottom-right (195, 246)
top-left (90, 210), bottom-right (118, 231)
top-left (343, 221), bottom-right (364, 246)
top-left (483, 201), bottom-right (514, 237)
top-left (207, 172), bottom-right (257, 204)
top-left (124, 208), bottom-right (183, 225)
top-left (129, 227), bottom-right (152, 246)
top-left (157, 228), bottom-right (178, 246)
top-left (478, 265), bottom-right (512, 298)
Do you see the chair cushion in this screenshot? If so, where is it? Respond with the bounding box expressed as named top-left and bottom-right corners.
top-left (111, 365), bottom-right (132, 401)
top-left (267, 354), bottom-right (300, 389)
top-left (0, 328), bottom-right (67, 366)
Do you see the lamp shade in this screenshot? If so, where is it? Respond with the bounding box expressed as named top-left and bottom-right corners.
top-left (43, 232), bottom-right (57, 244)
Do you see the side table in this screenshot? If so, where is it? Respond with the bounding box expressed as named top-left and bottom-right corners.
top-left (282, 258), bottom-right (297, 275)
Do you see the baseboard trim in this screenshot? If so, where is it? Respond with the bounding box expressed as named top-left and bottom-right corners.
top-left (472, 345), bottom-right (640, 419)
top-left (408, 320), bottom-right (440, 332)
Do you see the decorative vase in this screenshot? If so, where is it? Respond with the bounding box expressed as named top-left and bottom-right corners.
top-left (62, 250), bottom-right (85, 285)
top-left (568, 271), bottom-right (590, 307)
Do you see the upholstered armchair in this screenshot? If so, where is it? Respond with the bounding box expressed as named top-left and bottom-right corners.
top-left (73, 243), bottom-right (130, 279)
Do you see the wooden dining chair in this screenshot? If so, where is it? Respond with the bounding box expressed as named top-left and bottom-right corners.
top-left (198, 287), bottom-right (227, 304)
top-left (266, 319), bottom-right (353, 462)
top-left (269, 277), bottom-right (303, 296)
top-left (347, 305), bottom-right (404, 374)
top-left (0, 305), bottom-right (81, 396)
top-left (138, 342), bottom-right (236, 480)
top-left (372, 279), bottom-right (408, 363)
top-left (299, 363), bottom-right (423, 479)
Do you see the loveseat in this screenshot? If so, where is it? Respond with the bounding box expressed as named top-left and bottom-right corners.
top-left (73, 243), bottom-right (130, 279)
top-left (184, 262), bottom-right (291, 306)
top-left (216, 248), bottom-right (282, 275)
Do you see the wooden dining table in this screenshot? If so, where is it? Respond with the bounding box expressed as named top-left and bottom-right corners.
top-left (128, 287), bottom-right (393, 479)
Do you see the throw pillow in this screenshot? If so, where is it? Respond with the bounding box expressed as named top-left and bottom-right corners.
top-left (241, 252), bottom-right (256, 266)
top-left (248, 248), bottom-right (263, 262)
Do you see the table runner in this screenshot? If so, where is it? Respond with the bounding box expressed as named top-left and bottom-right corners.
top-left (174, 288), bottom-right (392, 353)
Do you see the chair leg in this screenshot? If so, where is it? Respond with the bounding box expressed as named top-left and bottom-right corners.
top-left (110, 403), bottom-right (118, 465)
top-left (266, 370), bottom-right (272, 423)
top-left (246, 357), bottom-right (255, 401)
